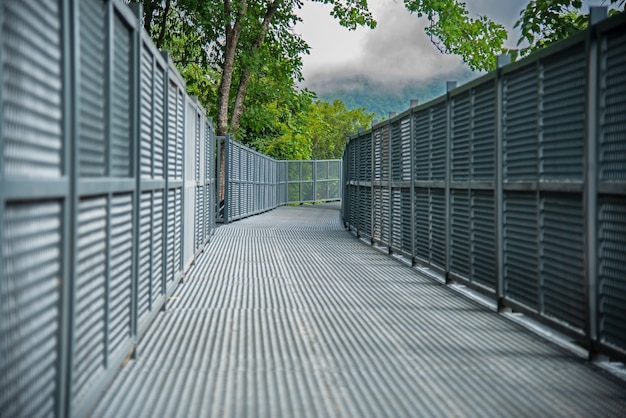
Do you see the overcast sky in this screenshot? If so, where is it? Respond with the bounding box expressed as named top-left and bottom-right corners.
top-left (295, 0), bottom-right (612, 93)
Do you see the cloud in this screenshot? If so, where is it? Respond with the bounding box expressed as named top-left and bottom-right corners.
top-left (301, 1), bottom-right (469, 94)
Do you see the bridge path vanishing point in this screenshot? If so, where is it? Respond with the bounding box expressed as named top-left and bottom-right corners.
top-left (91, 203), bottom-right (626, 418)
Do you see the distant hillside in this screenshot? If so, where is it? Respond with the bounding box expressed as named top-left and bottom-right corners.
top-left (315, 73), bottom-right (477, 121)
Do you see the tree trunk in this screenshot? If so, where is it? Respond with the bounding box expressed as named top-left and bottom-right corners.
top-left (156, 0), bottom-right (170, 49)
top-left (229, 2), bottom-right (280, 134)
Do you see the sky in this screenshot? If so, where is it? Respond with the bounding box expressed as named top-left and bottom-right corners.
top-left (294, 0), bottom-right (612, 94)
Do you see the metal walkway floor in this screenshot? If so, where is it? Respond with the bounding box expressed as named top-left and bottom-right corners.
top-left (92, 203), bottom-right (626, 417)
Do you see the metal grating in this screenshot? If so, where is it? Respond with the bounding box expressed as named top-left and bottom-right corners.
top-left (414, 110), bottom-right (430, 181)
top-left (373, 188), bottom-right (382, 241)
top-left (1, 201), bottom-right (62, 417)
top-left (109, 193), bottom-right (133, 355)
top-left (138, 192), bottom-right (152, 320)
top-left (430, 104), bottom-right (446, 181)
top-left (111, 17), bottom-right (131, 178)
top-left (380, 126), bottom-right (390, 181)
top-left (2, 1), bottom-right (63, 178)
top-left (471, 190), bottom-right (496, 289)
top-left (452, 92), bottom-right (471, 181)
top-left (598, 195), bottom-right (626, 352)
top-left (373, 129), bottom-right (382, 181)
top-left (472, 83), bottom-right (496, 181)
top-left (541, 46), bottom-right (586, 180)
top-left (174, 188), bottom-right (183, 276)
top-left (359, 186), bottom-right (371, 236)
top-left (504, 192), bottom-right (538, 309)
top-left (451, 189), bottom-right (471, 278)
top-left (540, 193), bottom-right (585, 330)
top-left (74, 197), bottom-right (107, 404)
top-left (154, 64), bottom-right (165, 178)
top-left (600, 28), bottom-right (626, 181)
top-left (504, 66), bottom-right (538, 181)
top-left (140, 45), bottom-right (153, 179)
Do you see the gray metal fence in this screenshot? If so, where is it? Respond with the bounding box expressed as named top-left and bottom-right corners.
top-left (218, 136), bottom-right (342, 223)
top-left (343, 9), bottom-right (626, 363)
top-left (0, 1), bottom-right (217, 417)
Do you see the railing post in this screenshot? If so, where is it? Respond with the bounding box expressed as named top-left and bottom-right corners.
top-left (410, 103), bottom-right (417, 265)
top-left (496, 53), bottom-right (510, 311)
top-left (585, 6), bottom-right (607, 360)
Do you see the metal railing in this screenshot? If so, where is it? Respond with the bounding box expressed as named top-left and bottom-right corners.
top-left (218, 136), bottom-right (342, 223)
top-left (0, 1), bottom-right (217, 417)
top-left (343, 9), bottom-right (626, 363)
top-left (0, 2), bottom-right (340, 417)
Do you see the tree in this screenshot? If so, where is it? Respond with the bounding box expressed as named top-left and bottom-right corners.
top-left (403, 0), bottom-right (625, 72)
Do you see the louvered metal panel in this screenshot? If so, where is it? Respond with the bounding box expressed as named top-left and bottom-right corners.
top-left (167, 82), bottom-right (178, 179)
top-left (600, 28), bottom-right (626, 181)
top-left (472, 83), bottom-right (495, 181)
top-left (400, 117), bottom-right (411, 181)
top-left (452, 93), bottom-right (471, 181)
top-left (166, 189), bottom-right (176, 283)
top-left (152, 190), bottom-right (164, 303)
top-left (598, 196), bottom-right (626, 352)
top-left (414, 110), bottom-right (429, 181)
top-left (451, 189), bottom-right (470, 278)
top-left (109, 194), bottom-right (133, 355)
top-left (373, 188), bottom-right (382, 241)
top-left (154, 64), bottom-right (165, 178)
top-left (78, 0), bottom-right (106, 177)
top-left (111, 17), bottom-right (131, 178)
top-left (73, 197), bottom-right (107, 405)
top-left (359, 186), bottom-right (371, 236)
top-left (391, 121), bottom-right (402, 181)
top-left (381, 187), bottom-right (390, 245)
top-left (364, 135), bottom-right (372, 182)
top-left (401, 188), bottom-right (412, 253)
top-left (1, 1), bottom-right (63, 178)
top-left (391, 189), bottom-right (402, 248)
top-left (471, 190), bottom-right (496, 289)
top-left (540, 193), bottom-right (584, 330)
top-left (176, 90), bottom-right (184, 180)
top-left (373, 130), bottom-right (382, 181)
top-left (504, 66), bottom-right (538, 181)
top-left (174, 188), bottom-right (183, 276)
top-left (541, 46), bottom-right (586, 180)
top-left (140, 45), bottom-right (153, 179)
top-left (380, 126), bottom-right (390, 181)
top-left (415, 188), bottom-right (429, 261)
top-left (430, 104), bottom-right (446, 181)
top-left (195, 186), bottom-right (204, 251)
top-left (431, 188), bottom-right (446, 269)
top-left (137, 192), bottom-right (152, 320)
top-left (504, 192), bottom-right (538, 309)
top-left (1, 202), bottom-right (62, 418)
top-left (195, 115), bottom-right (201, 182)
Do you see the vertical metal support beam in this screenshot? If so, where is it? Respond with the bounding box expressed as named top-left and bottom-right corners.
top-left (410, 106), bottom-right (416, 265)
top-left (370, 129), bottom-right (375, 244)
top-left (585, 6), bottom-right (607, 360)
top-left (104, 0), bottom-right (114, 367)
top-left (60, 0), bottom-right (76, 415)
top-left (445, 81), bottom-right (456, 284)
top-left (387, 119), bottom-right (392, 253)
top-left (536, 59), bottom-right (544, 314)
top-left (496, 54), bottom-right (509, 311)
top-left (224, 135), bottom-right (230, 223)
top-left (129, 2), bottom-right (142, 346)
top-left (161, 51), bottom-right (169, 307)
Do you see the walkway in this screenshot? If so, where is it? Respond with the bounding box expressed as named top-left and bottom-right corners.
top-left (92, 203), bottom-right (626, 417)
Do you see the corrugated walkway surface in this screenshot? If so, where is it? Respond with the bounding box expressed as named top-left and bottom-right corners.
top-left (92, 203), bottom-right (626, 417)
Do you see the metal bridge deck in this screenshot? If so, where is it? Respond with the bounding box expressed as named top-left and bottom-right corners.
top-left (92, 203), bottom-right (626, 417)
